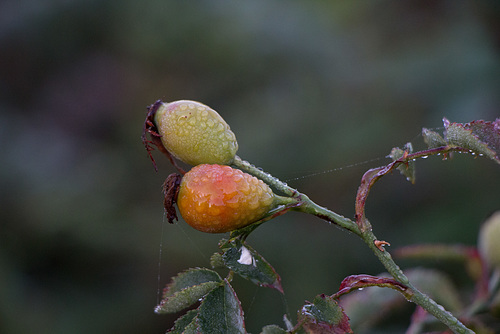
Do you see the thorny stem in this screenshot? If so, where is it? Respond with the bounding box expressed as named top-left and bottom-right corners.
top-left (234, 151), bottom-right (474, 334)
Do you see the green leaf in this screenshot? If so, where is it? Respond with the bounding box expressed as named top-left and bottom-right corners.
top-left (167, 309), bottom-right (198, 334)
top-left (406, 268), bottom-right (463, 312)
top-left (444, 118), bottom-right (500, 164)
top-left (198, 280), bottom-right (246, 334)
top-left (222, 239), bottom-right (283, 293)
top-left (389, 142), bottom-right (416, 184)
top-left (260, 325), bottom-right (287, 334)
top-left (182, 320), bottom-right (200, 334)
top-left (210, 252), bottom-right (225, 269)
top-left (395, 244), bottom-right (484, 281)
top-left (155, 268), bottom-right (222, 314)
top-left (298, 294), bottom-right (353, 334)
top-left (422, 128), bottom-right (447, 149)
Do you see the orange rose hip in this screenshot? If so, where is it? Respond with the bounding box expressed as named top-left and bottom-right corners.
top-left (177, 164), bottom-right (275, 233)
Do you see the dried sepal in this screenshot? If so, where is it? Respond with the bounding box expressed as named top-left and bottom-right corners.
top-left (142, 100), bottom-right (187, 173)
top-left (389, 142), bottom-right (416, 184)
top-left (162, 173), bottom-right (182, 224)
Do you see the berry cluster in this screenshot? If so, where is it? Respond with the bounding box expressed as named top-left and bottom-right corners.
top-left (143, 100), bottom-right (275, 233)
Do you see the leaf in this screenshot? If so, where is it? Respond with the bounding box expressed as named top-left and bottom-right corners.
top-left (167, 309), bottom-right (198, 334)
top-left (405, 268), bottom-right (463, 312)
top-left (260, 325), bottom-right (287, 334)
top-left (340, 270), bottom-right (463, 331)
top-left (222, 239), bottom-right (283, 293)
top-left (444, 118), bottom-right (500, 164)
top-left (298, 294), bottom-right (353, 334)
top-left (333, 274), bottom-right (412, 300)
top-left (210, 252), bottom-right (225, 269)
top-left (339, 280), bottom-right (406, 331)
top-left (394, 244), bottom-right (484, 281)
top-left (197, 280), bottom-right (246, 334)
top-left (155, 268), bottom-right (222, 314)
top-left (422, 128), bottom-right (447, 149)
top-left (389, 142), bottom-right (416, 184)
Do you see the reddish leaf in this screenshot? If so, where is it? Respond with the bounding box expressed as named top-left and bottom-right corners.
top-left (444, 118), bottom-right (500, 164)
top-left (355, 118), bottom-right (500, 232)
top-left (333, 274), bottom-right (412, 300)
top-left (339, 270), bottom-right (463, 332)
top-left (298, 294), bottom-right (353, 334)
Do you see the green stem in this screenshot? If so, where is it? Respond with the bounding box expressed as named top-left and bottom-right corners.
top-left (232, 156), bottom-right (298, 197)
top-left (360, 231), bottom-right (473, 334)
top-left (234, 156), bottom-right (474, 334)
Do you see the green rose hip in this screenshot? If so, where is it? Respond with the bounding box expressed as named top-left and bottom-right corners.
top-left (143, 100), bottom-right (238, 170)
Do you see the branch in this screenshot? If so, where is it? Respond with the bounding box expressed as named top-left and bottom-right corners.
top-left (234, 152), bottom-right (474, 333)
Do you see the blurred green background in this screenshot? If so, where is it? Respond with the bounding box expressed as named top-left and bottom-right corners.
top-left (1, 1), bottom-right (499, 333)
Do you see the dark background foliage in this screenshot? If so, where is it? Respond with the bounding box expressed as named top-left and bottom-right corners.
top-left (1, 1), bottom-right (499, 333)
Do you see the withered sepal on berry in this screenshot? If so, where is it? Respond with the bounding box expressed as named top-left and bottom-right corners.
top-left (162, 173), bottom-right (182, 224)
top-left (142, 100), bottom-right (186, 174)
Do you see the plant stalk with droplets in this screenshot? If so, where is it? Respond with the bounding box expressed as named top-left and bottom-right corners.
top-left (145, 102), bottom-right (499, 333)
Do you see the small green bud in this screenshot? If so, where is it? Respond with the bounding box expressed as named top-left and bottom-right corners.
top-left (154, 100), bottom-right (238, 166)
top-left (478, 211), bottom-right (500, 269)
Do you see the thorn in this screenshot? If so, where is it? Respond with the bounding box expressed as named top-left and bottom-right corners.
top-left (375, 240), bottom-right (391, 251)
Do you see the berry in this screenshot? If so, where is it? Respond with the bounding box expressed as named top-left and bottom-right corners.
top-left (154, 100), bottom-right (238, 166)
top-left (478, 211), bottom-right (500, 269)
top-left (177, 164), bottom-right (275, 233)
